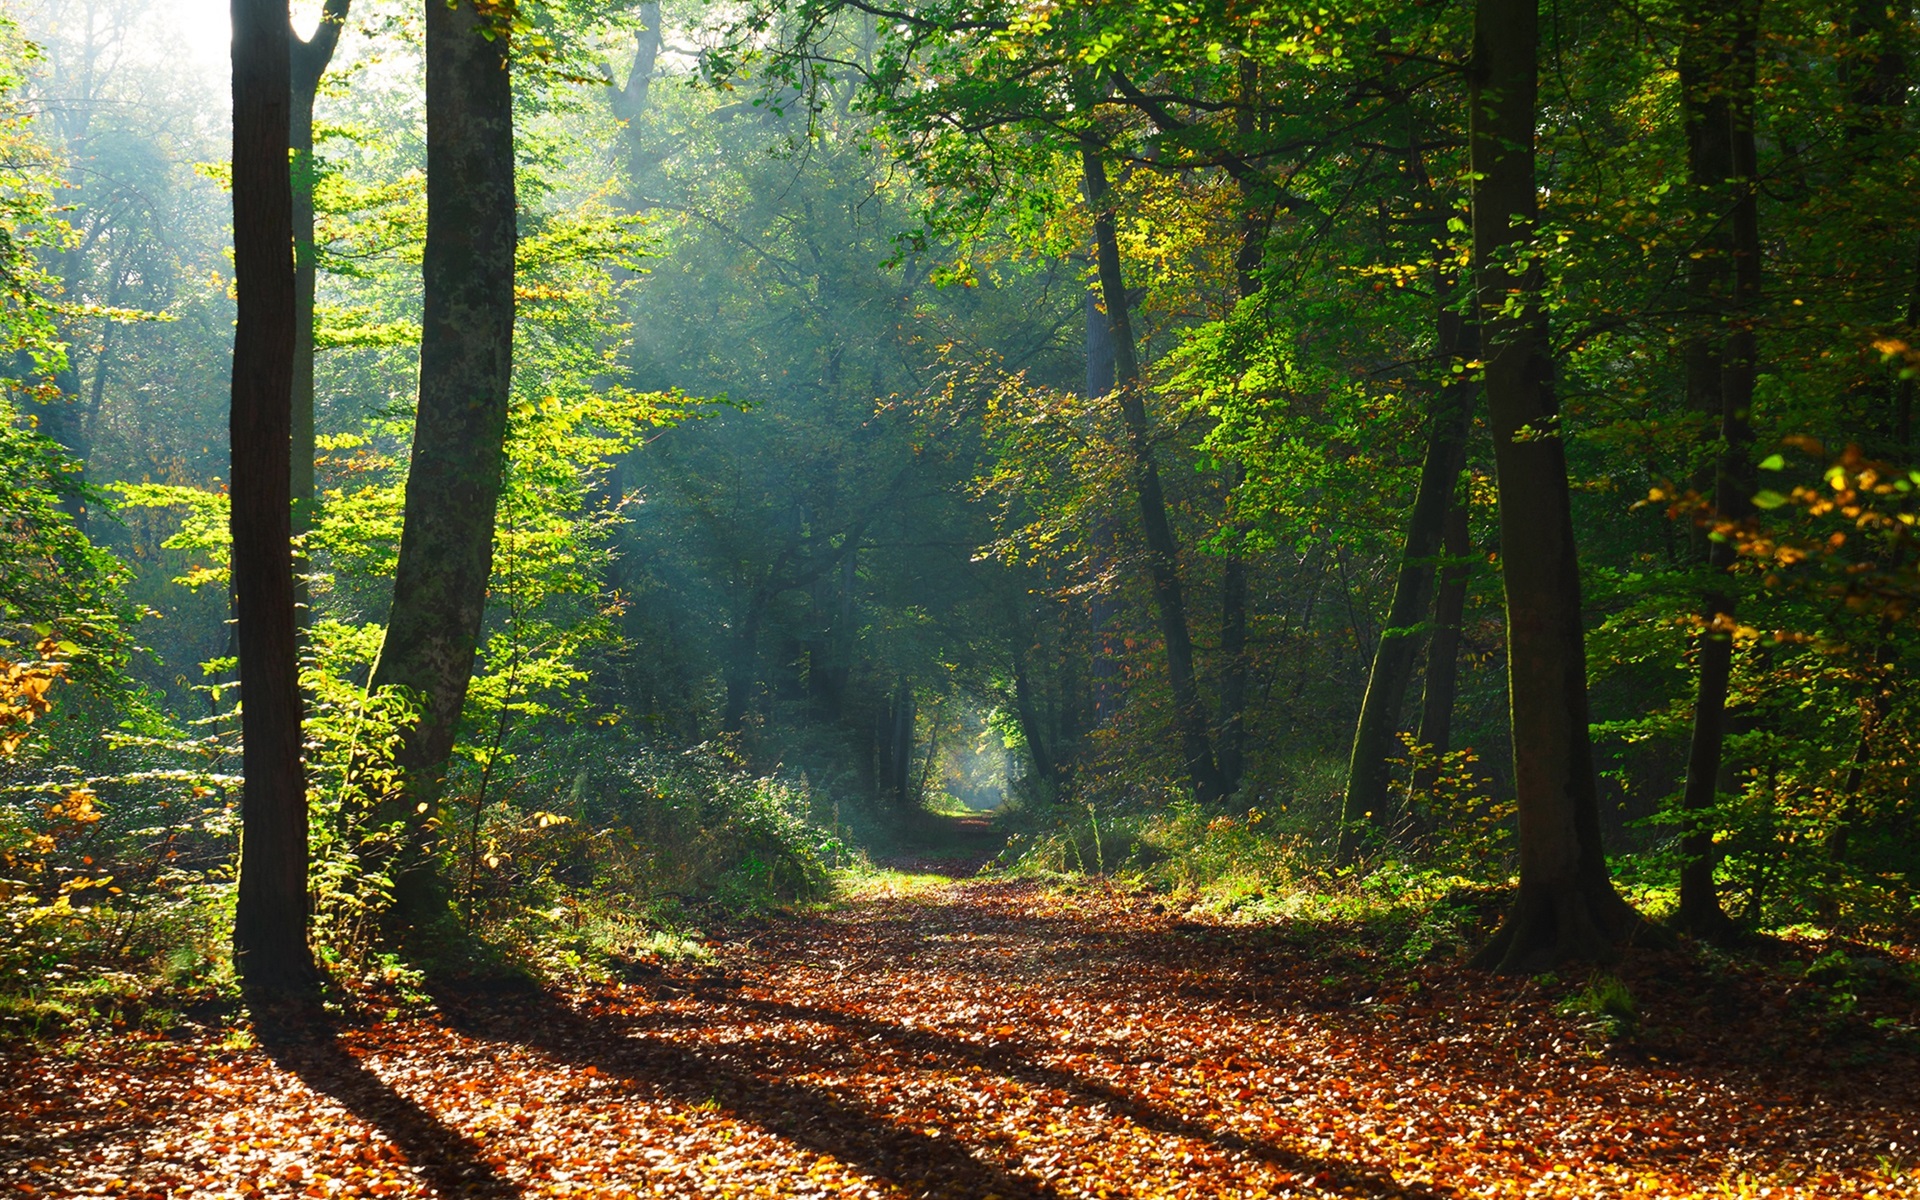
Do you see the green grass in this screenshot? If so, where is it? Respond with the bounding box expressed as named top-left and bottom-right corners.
top-left (830, 865), bottom-right (966, 904)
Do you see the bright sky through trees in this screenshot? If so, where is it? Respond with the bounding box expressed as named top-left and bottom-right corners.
top-left (155, 0), bottom-right (325, 72)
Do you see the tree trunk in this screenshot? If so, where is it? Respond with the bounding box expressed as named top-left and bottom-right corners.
top-left (1675, 0), bottom-right (1759, 939)
top-left (1011, 638), bottom-right (1057, 788)
top-left (1843, 0), bottom-right (1909, 148)
top-left (1080, 143), bottom-right (1225, 804)
top-left (288, 0), bottom-right (350, 630)
top-left (1217, 546), bottom-right (1248, 795)
top-left (371, 0), bottom-right (515, 930)
top-left (1339, 279), bottom-right (1473, 860)
top-left (1411, 494), bottom-right (1471, 804)
top-left (30, 364), bottom-right (90, 528)
top-left (230, 0), bottom-right (314, 992)
top-left (608, 1), bottom-right (662, 155)
top-left (1824, 1), bottom-right (1914, 859)
top-left (1216, 132), bottom-right (1267, 799)
top-left (1085, 288), bottom-right (1122, 727)
top-left (1467, 0), bottom-right (1642, 972)
top-left (889, 680), bottom-right (916, 807)
top-left (722, 584), bottom-right (768, 734)
top-left (915, 706), bottom-right (943, 809)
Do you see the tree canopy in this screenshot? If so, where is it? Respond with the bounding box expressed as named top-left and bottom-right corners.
top-left (3, 0), bottom-right (1920, 1192)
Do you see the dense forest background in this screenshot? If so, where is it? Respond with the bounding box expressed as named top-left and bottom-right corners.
top-left (1, 0), bottom-right (1919, 1025)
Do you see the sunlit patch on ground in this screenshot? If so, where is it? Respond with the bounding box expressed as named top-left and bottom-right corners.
top-left (4, 877), bottom-right (1919, 1198)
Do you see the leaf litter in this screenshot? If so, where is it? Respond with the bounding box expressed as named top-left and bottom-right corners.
top-left (4, 878), bottom-right (1919, 1198)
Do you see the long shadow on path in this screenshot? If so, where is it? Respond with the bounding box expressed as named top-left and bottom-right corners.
top-left (657, 979), bottom-right (1447, 1200)
top-left (429, 978), bottom-right (1059, 1200)
top-left (432, 971), bottom-right (1445, 1200)
top-left (254, 1004), bottom-right (520, 1199)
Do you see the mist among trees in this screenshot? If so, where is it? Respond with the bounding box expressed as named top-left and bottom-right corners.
top-left (4, 0), bottom-right (1920, 1194)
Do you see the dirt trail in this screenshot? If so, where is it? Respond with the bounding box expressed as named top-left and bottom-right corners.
top-left (5, 879), bottom-right (1920, 1198)
top-left (875, 812), bottom-right (1006, 878)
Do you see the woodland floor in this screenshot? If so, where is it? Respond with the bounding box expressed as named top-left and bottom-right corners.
top-left (6, 839), bottom-right (1920, 1198)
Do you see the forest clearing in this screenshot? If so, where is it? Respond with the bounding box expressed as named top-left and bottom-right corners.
top-left (4, 0), bottom-right (1920, 1193)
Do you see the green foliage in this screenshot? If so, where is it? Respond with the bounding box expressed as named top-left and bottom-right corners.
top-left (1394, 735), bottom-right (1514, 874)
top-left (15, 0), bottom-right (1920, 1033)
top-left (1556, 974), bottom-right (1641, 1042)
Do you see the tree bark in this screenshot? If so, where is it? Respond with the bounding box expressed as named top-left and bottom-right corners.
top-left (30, 364), bottom-right (91, 528)
top-left (1080, 143), bottom-right (1225, 805)
top-left (372, 0), bottom-right (515, 929)
top-left (1217, 545), bottom-right (1248, 795)
top-left (1824, 1), bottom-right (1914, 859)
top-left (288, 0), bottom-right (351, 630)
top-left (1085, 288), bottom-right (1122, 727)
top-left (1011, 636), bottom-right (1057, 788)
top-left (230, 0), bottom-right (314, 991)
top-left (607, 1), bottom-right (662, 156)
top-left (1675, 0), bottom-right (1759, 939)
top-left (1843, 0), bottom-right (1909, 148)
top-left (888, 680), bottom-right (916, 807)
top-left (1467, 0), bottom-right (1642, 972)
top-left (1411, 494), bottom-right (1471, 804)
top-left (1339, 276), bottom-right (1473, 860)
top-left (1216, 117), bottom-right (1267, 799)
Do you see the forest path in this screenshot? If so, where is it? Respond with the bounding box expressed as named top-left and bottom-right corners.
top-left (6, 878), bottom-right (1920, 1198)
top-left (874, 811), bottom-right (1006, 878)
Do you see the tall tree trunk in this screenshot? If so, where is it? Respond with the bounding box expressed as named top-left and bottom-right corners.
top-left (1217, 545), bottom-right (1248, 794)
top-left (1675, 0), bottom-right (1759, 938)
top-left (1844, 0), bottom-right (1909, 148)
top-left (1080, 143), bottom-right (1225, 804)
top-left (1467, 0), bottom-right (1642, 972)
top-left (1011, 636), bottom-right (1057, 788)
top-left (607, 0), bottom-right (662, 158)
top-left (889, 680), bottom-right (916, 807)
top-left (288, 0), bottom-right (351, 630)
top-left (1213, 63), bottom-right (1266, 801)
top-left (1085, 288), bottom-right (1122, 727)
top-left (722, 584), bottom-right (769, 734)
top-left (1824, 0), bottom-right (1913, 860)
top-left (1899, 244), bottom-right (1919, 450)
top-left (230, 0), bottom-right (314, 991)
top-left (31, 364), bottom-right (90, 528)
top-left (1339, 274), bottom-right (1474, 860)
top-left (1411, 494), bottom-right (1472, 803)
top-left (915, 706), bottom-right (943, 809)
top-left (371, 0), bottom-right (515, 930)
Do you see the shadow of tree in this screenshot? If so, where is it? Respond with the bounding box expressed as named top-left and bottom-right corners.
top-left (254, 1004), bottom-right (520, 1199)
top-left (667, 981), bottom-right (1449, 1199)
top-left (431, 974), bottom-right (1445, 1199)
top-left (764, 894), bottom-right (1920, 1165)
top-left (0, 1095), bottom-right (168, 1168)
top-left (428, 977), bottom-right (1058, 1200)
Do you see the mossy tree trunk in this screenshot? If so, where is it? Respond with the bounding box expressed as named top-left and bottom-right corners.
top-left (1339, 276), bottom-right (1473, 862)
top-left (288, 0), bottom-right (350, 630)
top-left (1675, 0), bottom-right (1760, 939)
top-left (372, 0), bottom-right (516, 932)
top-left (1338, 118), bottom-right (1475, 860)
top-left (1081, 142), bottom-right (1226, 806)
top-left (1411, 494), bottom-right (1472, 806)
top-left (1467, 0), bottom-right (1642, 973)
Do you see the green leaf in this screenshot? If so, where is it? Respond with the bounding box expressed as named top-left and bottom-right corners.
top-left (1752, 489), bottom-right (1790, 510)
top-left (1758, 453), bottom-right (1786, 471)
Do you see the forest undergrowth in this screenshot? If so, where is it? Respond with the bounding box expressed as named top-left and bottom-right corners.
top-left (5, 871), bottom-right (1919, 1199)
top-left (9, 0), bottom-right (1920, 1191)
